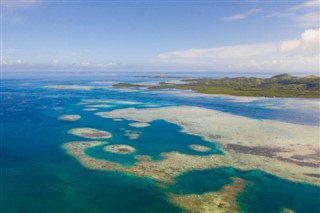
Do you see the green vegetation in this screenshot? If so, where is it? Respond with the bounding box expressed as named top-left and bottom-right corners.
top-left (113, 74), bottom-right (320, 98)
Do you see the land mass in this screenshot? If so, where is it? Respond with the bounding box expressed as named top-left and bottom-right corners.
top-left (113, 74), bottom-right (320, 98)
top-left (135, 75), bottom-right (189, 79)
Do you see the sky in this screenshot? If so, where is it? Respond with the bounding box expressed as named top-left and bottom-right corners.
top-left (1, 0), bottom-right (319, 73)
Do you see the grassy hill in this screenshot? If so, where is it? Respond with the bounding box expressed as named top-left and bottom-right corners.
top-left (113, 74), bottom-right (320, 98)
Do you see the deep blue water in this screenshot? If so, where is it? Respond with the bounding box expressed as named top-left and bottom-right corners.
top-left (1, 72), bottom-right (319, 213)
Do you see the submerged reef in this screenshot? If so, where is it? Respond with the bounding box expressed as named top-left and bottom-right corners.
top-left (58, 114), bottom-right (81, 121)
top-left (168, 178), bottom-right (244, 213)
top-left (129, 122), bottom-right (150, 128)
top-left (104, 145), bottom-right (136, 154)
top-left (189, 144), bottom-right (211, 152)
top-left (68, 128), bottom-right (111, 139)
top-left (93, 106), bottom-right (320, 185)
top-left (61, 105), bottom-right (320, 212)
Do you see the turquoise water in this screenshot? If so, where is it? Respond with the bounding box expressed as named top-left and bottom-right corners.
top-left (85, 119), bottom-right (222, 166)
top-left (1, 72), bottom-right (320, 212)
top-left (169, 168), bottom-right (320, 213)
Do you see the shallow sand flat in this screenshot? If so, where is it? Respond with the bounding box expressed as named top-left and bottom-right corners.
top-left (125, 132), bottom-right (140, 139)
top-left (129, 122), bottom-right (150, 128)
top-left (104, 145), bottom-right (136, 154)
top-left (113, 118), bottom-right (123, 121)
top-left (168, 178), bottom-right (244, 213)
top-left (83, 108), bottom-right (98, 111)
top-left (96, 106), bottom-right (320, 184)
top-left (143, 104), bottom-right (161, 107)
top-left (58, 114), bottom-right (81, 121)
top-left (189, 144), bottom-right (211, 152)
top-left (81, 99), bottom-right (142, 105)
top-left (69, 128), bottom-right (111, 139)
top-left (85, 104), bottom-right (114, 108)
top-left (45, 85), bottom-right (93, 90)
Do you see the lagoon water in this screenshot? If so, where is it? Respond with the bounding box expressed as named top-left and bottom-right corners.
top-left (1, 72), bottom-right (320, 213)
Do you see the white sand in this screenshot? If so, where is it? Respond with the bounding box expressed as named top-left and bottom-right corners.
top-left (129, 122), bottom-right (150, 128)
top-left (58, 114), bottom-right (81, 121)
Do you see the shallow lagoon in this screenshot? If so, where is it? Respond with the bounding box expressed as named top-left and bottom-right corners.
top-left (1, 72), bottom-right (320, 213)
top-left (85, 119), bottom-right (222, 166)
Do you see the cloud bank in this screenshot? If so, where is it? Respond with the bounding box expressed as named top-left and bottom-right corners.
top-left (223, 8), bottom-right (262, 21)
top-left (157, 28), bottom-right (320, 72)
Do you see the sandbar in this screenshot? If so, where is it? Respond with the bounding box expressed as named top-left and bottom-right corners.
top-left (68, 128), bottom-right (111, 139)
top-left (85, 104), bottom-right (113, 108)
top-left (104, 145), bottom-right (136, 154)
top-left (189, 144), bottom-right (211, 152)
top-left (129, 122), bottom-right (150, 128)
top-left (83, 108), bottom-right (98, 111)
top-left (58, 114), bottom-right (81, 121)
top-left (113, 118), bottom-right (123, 121)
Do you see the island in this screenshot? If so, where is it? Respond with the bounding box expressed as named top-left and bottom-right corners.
top-left (113, 74), bottom-right (320, 98)
top-left (135, 75), bottom-right (189, 79)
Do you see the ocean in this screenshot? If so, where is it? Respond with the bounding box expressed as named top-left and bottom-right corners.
top-left (1, 71), bottom-right (319, 213)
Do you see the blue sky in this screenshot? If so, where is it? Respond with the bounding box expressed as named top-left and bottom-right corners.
top-left (1, 0), bottom-right (319, 73)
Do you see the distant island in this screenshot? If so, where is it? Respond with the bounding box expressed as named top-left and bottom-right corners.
top-left (135, 75), bottom-right (189, 79)
top-left (113, 74), bottom-right (320, 98)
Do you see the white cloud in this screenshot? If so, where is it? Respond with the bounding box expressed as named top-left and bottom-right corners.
top-left (2, 0), bottom-right (42, 22)
top-left (159, 44), bottom-right (276, 59)
top-left (0, 57), bottom-right (8, 65)
top-left (77, 62), bottom-right (118, 68)
top-left (289, 1), bottom-right (320, 11)
top-left (270, 1), bottom-right (320, 28)
top-left (223, 8), bottom-right (262, 21)
top-left (279, 28), bottom-right (320, 52)
top-left (2, 0), bottom-right (41, 12)
top-left (80, 62), bottom-right (90, 66)
top-left (292, 11), bottom-right (319, 27)
top-left (156, 28), bottom-right (320, 72)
